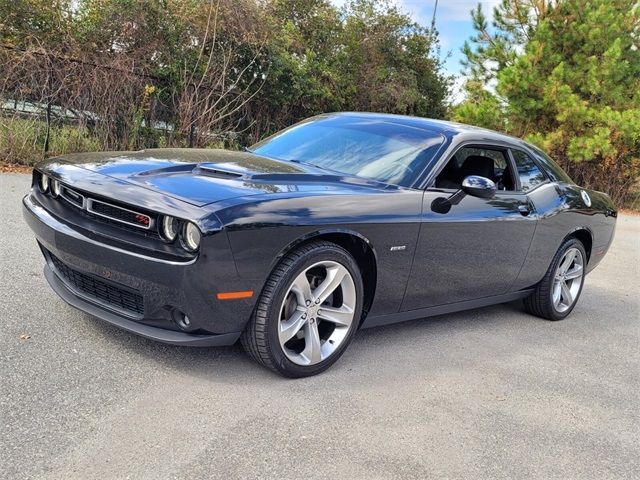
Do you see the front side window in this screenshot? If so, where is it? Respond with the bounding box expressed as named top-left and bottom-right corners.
top-left (250, 116), bottom-right (445, 187)
top-left (434, 146), bottom-right (515, 191)
top-left (512, 149), bottom-right (547, 192)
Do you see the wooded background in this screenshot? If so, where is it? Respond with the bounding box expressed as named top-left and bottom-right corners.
top-left (1, 0), bottom-right (638, 205)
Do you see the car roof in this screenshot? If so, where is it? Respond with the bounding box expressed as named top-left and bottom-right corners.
top-left (319, 112), bottom-right (530, 148)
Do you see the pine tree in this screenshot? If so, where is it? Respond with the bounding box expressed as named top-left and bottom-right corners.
top-left (454, 0), bottom-right (639, 205)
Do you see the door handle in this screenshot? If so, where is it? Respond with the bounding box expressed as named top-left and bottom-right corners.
top-left (518, 203), bottom-right (531, 216)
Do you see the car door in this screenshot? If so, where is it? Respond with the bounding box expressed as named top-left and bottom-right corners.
top-left (401, 143), bottom-right (539, 311)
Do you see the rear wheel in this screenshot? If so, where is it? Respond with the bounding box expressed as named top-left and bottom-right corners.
top-left (241, 241), bottom-right (363, 377)
top-left (524, 238), bottom-right (586, 321)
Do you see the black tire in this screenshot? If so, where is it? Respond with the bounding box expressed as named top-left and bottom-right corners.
top-left (524, 237), bottom-right (587, 321)
top-left (240, 241), bottom-right (363, 378)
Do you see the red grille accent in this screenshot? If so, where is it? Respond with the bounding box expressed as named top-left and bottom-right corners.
top-left (135, 214), bottom-right (150, 226)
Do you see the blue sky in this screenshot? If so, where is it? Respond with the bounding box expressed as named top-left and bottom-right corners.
top-left (393, 1), bottom-right (500, 76)
top-left (330, 0), bottom-right (501, 100)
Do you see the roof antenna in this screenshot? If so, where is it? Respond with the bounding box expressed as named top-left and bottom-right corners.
top-left (431, 0), bottom-right (439, 35)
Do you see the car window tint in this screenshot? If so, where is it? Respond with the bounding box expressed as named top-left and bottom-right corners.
top-left (512, 149), bottom-right (547, 191)
top-left (434, 146), bottom-right (515, 191)
top-left (454, 147), bottom-right (507, 170)
top-left (250, 116), bottom-right (445, 187)
top-left (529, 146), bottom-right (574, 184)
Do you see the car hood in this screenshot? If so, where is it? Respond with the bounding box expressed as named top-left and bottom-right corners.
top-left (48, 148), bottom-right (387, 207)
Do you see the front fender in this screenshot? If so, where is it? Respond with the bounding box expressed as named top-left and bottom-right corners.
top-left (268, 227), bottom-right (379, 272)
top-left (214, 191), bottom-right (423, 316)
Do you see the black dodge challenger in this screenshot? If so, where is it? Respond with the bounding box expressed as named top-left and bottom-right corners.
top-left (23, 113), bottom-right (617, 377)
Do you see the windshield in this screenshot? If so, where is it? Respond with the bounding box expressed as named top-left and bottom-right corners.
top-left (249, 115), bottom-right (445, 187)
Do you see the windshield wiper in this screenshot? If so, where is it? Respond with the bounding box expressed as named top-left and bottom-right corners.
top-left (285, 158), bottom-right (330, 171)
top-left (252, 153), bottom-right (344, 175)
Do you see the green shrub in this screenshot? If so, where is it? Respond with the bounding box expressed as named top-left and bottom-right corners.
top-left (49, 124), bottom-right (101, 156)
top-left (0, 117), bottom-right (106, 164)
top-left (0, 117), bottom-right (45, 165)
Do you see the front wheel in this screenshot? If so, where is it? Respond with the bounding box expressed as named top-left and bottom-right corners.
top-left (524, 238), bottom-right (586, 321)
top-left (241, 241), bottom-right (363, 377)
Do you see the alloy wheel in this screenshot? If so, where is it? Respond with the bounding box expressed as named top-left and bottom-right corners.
top-left (278, 260), bottom-right (357, 366)
top-left (552, 247), bottom-right (584, 313)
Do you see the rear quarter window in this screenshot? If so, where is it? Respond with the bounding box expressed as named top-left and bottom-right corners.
top-left (512, 149), bottom-right (547, 192)
top-left (529, 146), bottom-right (574, 184)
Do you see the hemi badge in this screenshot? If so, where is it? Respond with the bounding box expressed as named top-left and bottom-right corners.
top-left (390, 245), bottom-right (406, 252)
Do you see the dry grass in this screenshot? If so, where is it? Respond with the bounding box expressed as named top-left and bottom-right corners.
top-left (0, 162), bottom-right (32, 174)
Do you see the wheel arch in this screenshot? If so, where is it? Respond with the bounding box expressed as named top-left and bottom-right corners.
top-left (566, 227), bottom-right (593, 264)
top-left (272, 229), bottom-right (378, 324)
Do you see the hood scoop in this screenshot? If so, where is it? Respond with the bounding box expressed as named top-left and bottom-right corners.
top-left (195, 163), bottom-right (246, 179)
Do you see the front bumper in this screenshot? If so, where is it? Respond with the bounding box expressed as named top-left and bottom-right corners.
top-left (22, 193), bottom-right (253, 346)
top-left (43, 265), bottom-right (240, 346)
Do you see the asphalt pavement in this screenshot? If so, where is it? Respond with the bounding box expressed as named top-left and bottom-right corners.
top-left (1, 173), bottom-right (638, 479)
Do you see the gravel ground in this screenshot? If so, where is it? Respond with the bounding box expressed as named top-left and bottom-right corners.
top-left (1, 173), bottom-right (638, 480)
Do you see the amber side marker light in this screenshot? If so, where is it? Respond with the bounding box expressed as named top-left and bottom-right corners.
top-left (217, 290), bottom-right (254, 300)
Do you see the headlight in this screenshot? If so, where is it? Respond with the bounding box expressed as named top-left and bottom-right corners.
top-left (39, 174), bottom-right (50, 193)
top-left (161, 215), bottom-right (179, 242)
top-left (51, 179), bottom-right (61, 197)
top-left (181, 222), bottom-right (201, 252)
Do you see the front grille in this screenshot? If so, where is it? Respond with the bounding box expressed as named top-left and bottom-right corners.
top-left (83, 211), bottom-right (160, 238)
top-left (56, 185), bottom-right (160, 238)
top-left (87, 199), bottom-right (152, 230)
top-left (49, 253), bottom-right (144, 316)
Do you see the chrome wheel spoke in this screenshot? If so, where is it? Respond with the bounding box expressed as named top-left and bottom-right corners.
top-left (558, 250), bottom-right (575, 274)
top-left (560, 281), bottom-right (573, 306)
top-left (313, 265), bottom-right (347, 304)
top-left (302, 321), bottom-right (322, 364)
top-left (564, 265), bottom-right (583, 280)
top-left (552, 281), bottom-right (562, 306)
top-left (290, 271), bottom-right (313, 304)
top-left (279, 310), bottom-right (307, 344)
top-left (317, 305), bottom-right (354, 327)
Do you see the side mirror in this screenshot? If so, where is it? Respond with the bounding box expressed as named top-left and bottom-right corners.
top-left (430, 175), bottom-right (497, 214)
top-left (461, 175), bottom-right (496, 199)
